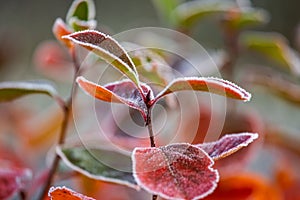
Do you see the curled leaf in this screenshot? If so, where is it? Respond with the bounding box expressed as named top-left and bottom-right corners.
top-left (66, 0), bottom-right (95, 22)
top-left (77, 76), bottom-right (151, 120)
top-left (57, 146), bottom-right (139, 190)
top-left (0, 80), bottom-right (60, 103)
top-left (132, 143), bottom-right (219, 200)
top-left (196, 133), bottom-right (258, 160)
top-left (153, 77), bottom-right (251, 105)
top-left (52, 18), bottom-right (73, 48)
top-left (48, 186), bottom-right (95, 200)
top-left (63, 30), bottom-right (139, 86)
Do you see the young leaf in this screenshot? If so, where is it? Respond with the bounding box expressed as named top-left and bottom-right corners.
top-left (68, 17), bottom-right (97, 31)
top-left (152, 0), bottom-right (182, 25)
top-left (49, 186), bottom-right (95, 200)
top-left (63, 30), bottom-right (139, 86)
top-left (77, 76), bottom-right (151, 120)
top-left (132, 143), bottom-right (219, 200)
top-left (66, 0), bottom-right (95, 22)
top-left (153, 77), bottom-right (251, 105)
top-left (196, 133), bottom-right (258, 160)
top-left (128, 45), bottom-right (173, 86)
top-left (52, 18), bottom-right (73, 48)
top-left (57, 146), bottom-right (139, 190)
top-left (174, 1), bottom-right (233, 28)
top-left (0, 81), bottom-right (59, 102)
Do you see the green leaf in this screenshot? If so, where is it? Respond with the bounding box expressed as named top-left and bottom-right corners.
top-left (127, 44), bottom-right (173, 86)
top-left (63, 30), bottom-right (140, 86)
top-left (57, 146), bottom-right (139, 190)
top-left (0, 80), bottom-right (59, 102)
top-left (66, 0), bottom-right (95, 22)
top-left (174, 0), bottom-right (234, 28)
top-left (241, 31), bottom-right (300, 75)
top-left (152, 0), bottom-right (182, 25)
top-left (222, 8), bottom-right (269, 31)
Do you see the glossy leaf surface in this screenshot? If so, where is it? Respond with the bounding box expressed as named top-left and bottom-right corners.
top-left (57, 146), bottom-right (138, 189)
top-left (63, 30), bottom-right (139, 85)
top-left (0, 81), bottom-right (59, 102)
top-left (49, 186), bottom-right (95, 200)
top-left (196, 133), bottom-right (258, 160)
top-left (132, 143), bottom-right (219, 200)
top-left (153, 77), bottom-right (251, 105)
top-left (77, 76), bottom-right (151, 120)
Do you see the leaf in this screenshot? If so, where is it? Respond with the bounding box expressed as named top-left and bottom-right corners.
top-left (63, 30), bottom-right (139, 86)
top-left (222, 8), bottom-right (269, 31)
top-left (77, 76), bottom-right (151, 120)
top-left (57, 146), bottom-right (139, 190)
top-left (153, 77), bottom-right (251, 105)
top-left (196, 133), bottom-right (258, 160)
top-left (0, 167), bottom-right (31, 199)
top-left (174, 0), bottom-right (234, 28)
top-left (0, 80), bottom-right (59, 102)
top-left (66, 0), bottom-right (95, 22)
top-left (127, 45), bottom-right (173, 86)
top-left (69, 17), bottom-right (97, 31)
top-left (152, 0), bottom-right (182, 25)
top-left (48, 186), bottom-right (95, 200)
top-left (248, 71), bottom-right (300, 106)
top-left (241, 31), bottom-right (300, 75)
top-left (52, 18), bottom-right (73, 48)
top-left (132, 143), bottom-right (219, 200)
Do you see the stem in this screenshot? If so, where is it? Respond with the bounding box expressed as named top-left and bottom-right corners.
top-left (145, 108), bottom-right (157, 200)
top-left (37, 49), bottom-right (80, 200)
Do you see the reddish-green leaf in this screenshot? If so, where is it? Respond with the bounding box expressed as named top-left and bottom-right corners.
top-left (77, 76), bottom-right (151, 120)
top-left (57, 146), bottom-right (139, 190)
top-left (132, 143), bottom-right (219, 200)
top-left (49, 186), bottom-right (95, 200)
top-left (63, 30), bottom-right (139, 86)
top-left (196, 133), bottom-right (258, 160)
top-left (52, 18), bottom-right (73, 48)
top-left (153, 77), bottom-right (251, 105)
top-left (0, 80), bottom-right (60, 102)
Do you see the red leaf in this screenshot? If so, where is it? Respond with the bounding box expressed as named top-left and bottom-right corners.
top-left (196, 133), bottom-right (258, 160)
top-left (152, 77), bottom-right (251, 105)
top-left (48, 186), bottom-right (95, 200)
top-left (0, 167), bottom-right (31, 199)
top-left (132, 143), bottom-right (219, 200)
top-left (77, 76), bottom-right (152, 120)
top-left (63, 30), bottom-right (139, 86)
